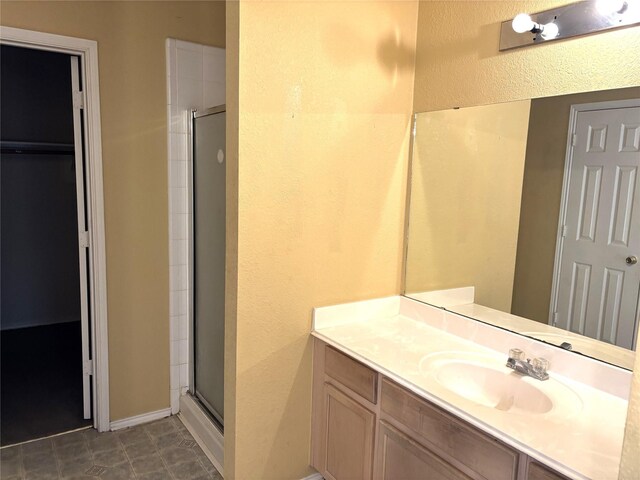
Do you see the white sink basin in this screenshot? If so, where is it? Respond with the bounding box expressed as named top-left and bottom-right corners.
top-left (419, 352), bottom-right (582, 417)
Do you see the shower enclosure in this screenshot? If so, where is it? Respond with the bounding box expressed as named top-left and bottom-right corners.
top-left (190, 106), bottom-right (225, 428)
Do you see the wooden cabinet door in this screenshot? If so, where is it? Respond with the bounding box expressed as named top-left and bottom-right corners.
top-left (380, 378), bottom-right (519, 480)
top-left (320, 383), bottom-right (376, 480)
top-left (374, 421), bottom-right (473, 480)
top-left (527, 461), bottom-right (569, 480)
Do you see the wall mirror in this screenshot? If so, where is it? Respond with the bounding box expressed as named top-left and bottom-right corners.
top-left (404, 86), bottom-right (640, 370)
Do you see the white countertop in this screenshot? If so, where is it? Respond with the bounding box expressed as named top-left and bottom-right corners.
top-left (311, 296), bottom-right (631, 480)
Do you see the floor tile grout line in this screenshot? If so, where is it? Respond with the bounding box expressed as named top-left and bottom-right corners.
top-left (84, 433), bottom-right (94, 478)
top-left (117, 430), bottom-right (140, 479)
top-left (85, 429), bottom-right (96, 468)
top-left (17, 444), bottom-right (24, 479)
top-left (18, 445), bottom-right (25, 479)
top-left (149, 426), bottom-right (178, 480)
top-left (54, 438), bottom-right (63, 479)
top-left (174, 416), bottom-right (209, 479)
top-left (173, 416), bottom-right (214, 480)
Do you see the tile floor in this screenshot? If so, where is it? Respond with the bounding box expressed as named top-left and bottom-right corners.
top-left (0, 416), bottom-right (222, 479)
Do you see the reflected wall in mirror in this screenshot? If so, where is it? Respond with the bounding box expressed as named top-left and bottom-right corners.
top-left (405, 87), bottom-right (640, 370)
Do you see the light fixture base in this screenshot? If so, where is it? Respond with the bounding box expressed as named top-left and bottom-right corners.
top-left (499, 0), bottom-right (639, 51)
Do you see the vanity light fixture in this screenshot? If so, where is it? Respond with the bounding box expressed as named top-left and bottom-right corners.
top-left (511, 13), bottom-right (559, 40)
top-left (596, 0), bottom-right (628, 15)
top-left (500, 0), bottom-right (640, 51)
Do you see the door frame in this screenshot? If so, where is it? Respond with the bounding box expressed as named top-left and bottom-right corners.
top-left (0, 26), bottom-right (110, 431)
top-left (549, 98), bottom-right (640, 347)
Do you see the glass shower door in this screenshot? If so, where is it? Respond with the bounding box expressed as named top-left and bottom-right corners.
top-left (191, 106), bottom-right (225, 427)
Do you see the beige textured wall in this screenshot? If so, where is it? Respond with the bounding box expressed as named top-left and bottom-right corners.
top-left (0, 1), bottom-right (225, 421)
top-left (405, 101), bottom-right (531, 311)
top-left (512, 87), bottom-right (640, 323)
top-left (413, 2), bottom-right (640, 477)
top-left (226, 1), bottom-right (418, 478)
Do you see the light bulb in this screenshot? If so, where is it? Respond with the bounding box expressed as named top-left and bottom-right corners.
top-left (596, 0), bottom-right (628, 15)
top-left (541, 22), bottom-right (559, 39)
top-left (512, 13), bottom-right (536, 33)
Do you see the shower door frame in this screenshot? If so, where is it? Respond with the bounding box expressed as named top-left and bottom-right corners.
top-left (0, 26), bottom-right (110, 432)
top-left (188, 105), bottom-right (226, 432)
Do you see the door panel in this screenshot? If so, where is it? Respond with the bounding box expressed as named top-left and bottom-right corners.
top-left (619, 123), bottom-right (640, 152)
top-left (70, 56), bottom-right (91, 420)
top-left (322, 383), bottom-right (375, 480)
top-left (374, 422), bottom-right (471, 480)
top-left (609, 166), bottom-right (636, 246)
top-left (600, 268), bottom-right (624, 343)
top-left (526, 461), bottom-right (570, 480)
top-left (577, 166), bottom-right (601, 241)
top-left (192, 109), bottom-right (226, 426)
top-left (555, 105), bottom-right (640, 349)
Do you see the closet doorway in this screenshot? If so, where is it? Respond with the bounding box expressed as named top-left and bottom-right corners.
top-left (1, 43), bottom-right (97, 445)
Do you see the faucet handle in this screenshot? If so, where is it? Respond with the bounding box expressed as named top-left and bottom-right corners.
top-left (532, 357), bottom-right (550, 376)
top-left (509, 348), bottom-right (525, 360)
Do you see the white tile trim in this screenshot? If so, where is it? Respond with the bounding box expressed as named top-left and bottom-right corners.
top-left (0, 26), bottom-right (110, 433)
top-left (109, 408), bottom-right (172, 431)
top-left (166, 39), bottom-right (225, 411)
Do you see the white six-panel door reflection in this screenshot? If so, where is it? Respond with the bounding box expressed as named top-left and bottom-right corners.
top-left (554, 103), bottom-right (640, 349)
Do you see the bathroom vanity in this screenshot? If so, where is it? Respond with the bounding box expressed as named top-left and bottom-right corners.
top-left (310, 296), bottom-right (631, 480)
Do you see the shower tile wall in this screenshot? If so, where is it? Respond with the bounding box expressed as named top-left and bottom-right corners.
top-left (166, 39), bottom-right (225, 414)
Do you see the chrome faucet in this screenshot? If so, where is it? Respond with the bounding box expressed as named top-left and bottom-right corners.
top-left (506, 348), bottom-right (550, 381)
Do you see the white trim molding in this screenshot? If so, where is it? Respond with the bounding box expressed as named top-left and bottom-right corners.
top-left (0, 26), bottom-right (110, 432)
top-left (179, 395), bottom-right (224, 475)
top-left (110, 408), bottom-right (172, 431)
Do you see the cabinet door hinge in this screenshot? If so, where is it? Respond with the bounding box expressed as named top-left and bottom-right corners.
top-left (561, 225), bottom-right (568, 238)
top-left (571, 133), bottom-right (577, 147)
top-left (552, 312), bottom-right (559, 326)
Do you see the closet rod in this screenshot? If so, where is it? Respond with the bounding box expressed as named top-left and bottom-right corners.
top-left (0, 141), bottom-right (74, 155)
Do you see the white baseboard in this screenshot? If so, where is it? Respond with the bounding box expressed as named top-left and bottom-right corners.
top-left (301, 473), bottom-right (323, 480)
top-left (109, 407), bottom-right (172, 431)
top-left (179, 394), bottom-right (224, 476)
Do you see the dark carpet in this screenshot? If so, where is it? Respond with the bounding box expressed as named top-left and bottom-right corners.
top-left (1, 322), bottom-right (92, 446)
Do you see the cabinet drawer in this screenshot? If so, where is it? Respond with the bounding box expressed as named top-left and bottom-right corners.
top-left (325, 346), bottom-right (377, 403)
top-left (375, 421), bottom-right (472, 480)
top-left (381, 379), bottom-right (519, 480)
top-left (527, 462), bottom-right (569, 480)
